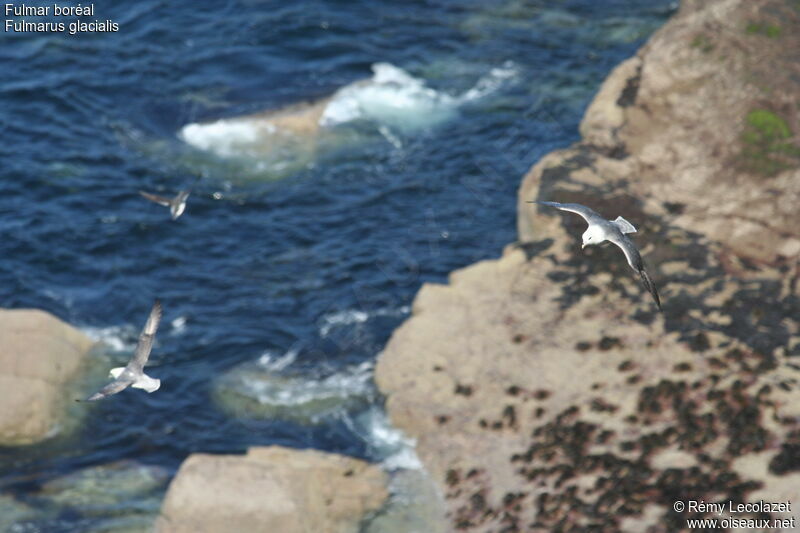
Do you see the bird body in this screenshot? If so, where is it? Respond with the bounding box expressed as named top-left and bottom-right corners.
top-left (84, 301), bottom-right (163, 401)
top-left (531, 201), bottom-right (661, 310)
top-left (108, 366), bottom-right (160, 392)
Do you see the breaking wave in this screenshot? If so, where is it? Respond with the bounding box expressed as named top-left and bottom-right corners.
top-left (318, 306), bottom-right (410, 337)
top-left (178, 61), bottom-right (518, 160)
top-left (82, 325), bottom-right (137, 353)
top-left (213, 349), bottom-right (377, 425)
top-left (319, 61), bottom-right (518, 132)
top-left (344, 406), bottom-right (422, 470)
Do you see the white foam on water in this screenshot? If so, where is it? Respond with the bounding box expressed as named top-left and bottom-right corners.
top-left (320, 61), bottom-right (519, 132)
top-left (179, 119), bottom-right (276, 158)
top-left (318, 305), bottom-right (410, 337)
top-left (345, 406), bottom-right (422, 471)
top-left (459, 60), bottom-right (519, 102)
top-left (216, 351), bottom-right (381, 425)
top-left (255, 346), bottom-right (299, 372)
top-left (238, 359), bottom-right (374, 408)
top-left (178, 62), bottom-right (517, 161)
top-left (9, 523), bottom-right (38, 533)
top-left (82, 325), bottom-right (137, 352)
top-left (318, 309), bottom-right (370, 337)
top-left (170, 315), bottom-right (187, 336)
top-left (378, 125), bottom-right (403, 149)
top-left (320, 62), bottom-right (457, 133)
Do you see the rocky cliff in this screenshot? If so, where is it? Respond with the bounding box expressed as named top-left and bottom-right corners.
top-left (375, 0), bottom-right (800, 531)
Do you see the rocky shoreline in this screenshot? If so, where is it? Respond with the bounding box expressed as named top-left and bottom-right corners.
top-left (376, 0), bottom-right (800, 530)
top-left (2, 0), bottom-right (798, 531)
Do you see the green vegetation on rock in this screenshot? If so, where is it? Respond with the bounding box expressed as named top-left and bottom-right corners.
top-left (745, 21), bottom-right (781, 38)
top-left (739, 109), bottom-right (800, 176)
top-left (690, 34), bottom-right (714, 53)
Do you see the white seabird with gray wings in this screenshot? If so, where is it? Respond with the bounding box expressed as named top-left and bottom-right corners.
top-left (139, 190), bottom-right (190, 220)
top-left (530, 201), bottom-right (662, 311)
top-left (84, 300), bottom-right (164, 401)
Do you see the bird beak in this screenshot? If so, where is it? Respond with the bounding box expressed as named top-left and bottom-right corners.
top-left (581, 243), bottom-right (586, 249)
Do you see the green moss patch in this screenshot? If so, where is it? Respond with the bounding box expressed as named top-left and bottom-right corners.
top-left (745, 21), bottom-right (781, 38)
top-left (690, 34), bottom-right (714, 53)
top-left (739, 109), bottom-right (800, 176)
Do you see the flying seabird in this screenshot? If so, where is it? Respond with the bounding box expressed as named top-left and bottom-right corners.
top-left (139, 189), bottom-right (190, 220)
top-left (83, 300), bottom-right (163, 401)
top-left (531, 201), bottom-right (661, 310)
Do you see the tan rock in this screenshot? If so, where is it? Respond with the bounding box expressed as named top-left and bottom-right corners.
top-left (156, 446), bottom-right (388, 533)
top-left (519, 0), bottom-right (800, 264)
top-left (376, 239), bottom-right (800, 531)
top-left (0, 308), bottom-right (93, 445)
top-left (377, 3), bottom-right (800, 529)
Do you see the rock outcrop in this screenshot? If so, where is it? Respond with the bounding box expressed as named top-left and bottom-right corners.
top-left (0, 308), bottom-right (94, 445)
top-left (376, 241), bottom-right (800, 531)
top-left (156, 446), bottom-right (389, 533)
top-left (376, 0), bottom-right (800, 531)
top-left (517, 0), bottom-right (800, 265)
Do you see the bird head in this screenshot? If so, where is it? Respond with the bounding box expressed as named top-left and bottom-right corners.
top-left (581, 227), bottom-right (602, 249)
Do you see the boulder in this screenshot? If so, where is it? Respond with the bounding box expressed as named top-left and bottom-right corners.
top-left (156, 446), bottom-right (388, 533)
top-left (0, 308), bottom-right (94, 445)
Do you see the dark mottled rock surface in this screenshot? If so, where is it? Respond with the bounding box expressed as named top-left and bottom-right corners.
top-left (376, 0), bottom-right (800, 531)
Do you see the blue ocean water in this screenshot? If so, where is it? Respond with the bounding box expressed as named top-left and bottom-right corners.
top-left (0, 0), bottom-right (674, 529)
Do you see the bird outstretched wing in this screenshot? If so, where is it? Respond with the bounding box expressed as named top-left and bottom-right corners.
top-left (607, 233), bottom-right (661, 310)
top-left (139, 191), bottom-right (172, 207)
top-left (129, 300), bottom-right (162, 372)
top-left (84, 377), bottom-right (133, 402)
top-left (530, 201), bottom-right (606, 226)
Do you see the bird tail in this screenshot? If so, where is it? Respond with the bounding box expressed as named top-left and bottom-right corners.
top-left (639, 269), bottom-right (662, 311)
top-left (131, 375), bottom-right (161, 393)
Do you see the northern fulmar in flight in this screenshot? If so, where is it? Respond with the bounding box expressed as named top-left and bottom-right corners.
top-left (531, 201), bottom-right (661, 310)
top-left (83, 301), bottom-right (163, 401)
top-left (139, 189), bottom-right (190, 220)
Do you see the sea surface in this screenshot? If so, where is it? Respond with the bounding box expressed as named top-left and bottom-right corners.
top-left (0, 0), bottom-right (674, 530)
